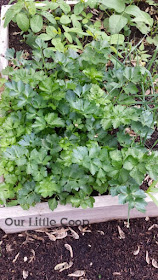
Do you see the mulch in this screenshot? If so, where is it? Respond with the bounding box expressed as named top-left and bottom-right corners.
top-left (0, 218), bottom-right (158, 280)
top-left (0, 1), bottom-right (158, 280)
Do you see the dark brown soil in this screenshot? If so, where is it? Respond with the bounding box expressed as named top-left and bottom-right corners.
top-left (9, 22), bottom-right (32, 53)
top-left (0, 0), bottom-right (15, 10)
top-left (0, 218), bottom-right (158, 280)
top-left (146, 128), bottom-right (158, 150)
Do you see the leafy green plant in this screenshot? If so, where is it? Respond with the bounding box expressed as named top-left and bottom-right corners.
top-left (1, 0), bottom-right (158, 215)
top-left (146, 180), bottom-right (158, 206)
top-left (4, 0), bottom-right (153, 53)
top-left (0, 36), bottom-right (158, 212)
top-left (100, 0), bottom-right (153, 34)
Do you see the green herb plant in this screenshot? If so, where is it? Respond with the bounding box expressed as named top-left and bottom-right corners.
top-left (0, 37), bottom-right (158, 214)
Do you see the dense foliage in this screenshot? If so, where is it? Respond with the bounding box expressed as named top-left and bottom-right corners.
top-left (5, 0), bottom-right (154, 51)
top-left (0, 0), bottom-right (158, 214)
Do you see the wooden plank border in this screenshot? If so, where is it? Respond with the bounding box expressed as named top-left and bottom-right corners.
top-left (0, 5), bottom-right (11, 76)
top-left (0, 194), bottom-right (158, 234)
top-left (0, 4), bottom-right (158, 234)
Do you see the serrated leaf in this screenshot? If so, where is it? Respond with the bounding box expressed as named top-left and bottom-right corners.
top-left (134, 198), bottom-right (147, 213)
top-left (32, 118), bottom-right (46, 132)
top-left (45, 113), bottom-right (65, 127)
top-left (35, 179), bottom-right (59, 198)
top-left (109, 150), bottom-right (122, 162)
top-left (48, 198), bottom-right (58, 211)
top-left (18, 181), bottom-right (40, 208)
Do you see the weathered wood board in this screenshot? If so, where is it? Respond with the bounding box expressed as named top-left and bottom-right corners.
top-left (0, 195), bottom-right (158, 234)
top-left (0, 5), bottom-right (10, 75)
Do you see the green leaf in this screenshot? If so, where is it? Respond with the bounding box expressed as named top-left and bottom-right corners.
top-left (60, 15), bottom-right (71, 25)
top-left (147, 35), bottom-right (158, 47)
top-left (140, 110), bottom-right (153, 127)
top-left (59, 0), bottom-right (71, 14)
top-left (35, 178), bottom-right (59, 198)
top-left (48, 198), bottom-right (58, 211)
top-left (123, 156), bottom-right (138, 170)
top-left (27, 2), bottom-right (36, 15)
top-left (109, 150), bottom-right (122, 162)
top-left (110, 34), bottom-right (125, 44)
top-left (146, 180), bottom-right (158, 194)
top-left (136, 22), bottom-right (151, 34)
top-left (109, 15), bottom-right (128, 34)
top-left (64, 32), bottom-right (73, 43)
top-left (147, 193), bottom-right (158, 207)
top-left (71, 14), bottom-right (82, 29)
top-left (16, 13), bottom-right (30, 32)
top-left (51, 38), bottom-right (65, 52)
top-left (81, 196), bottom-right (95, 209)
top-left (74, 2), bottom-right (85, 15)
top-left (134, 198), bottom-right (147, 213)
top-left (72, 146), bottom-right (88, 164)
top-left (18, 181), bottom-right (41, 209)
top-left (4, 145), bottom-right (28, 162)
top-left (41, 11), bottom-right (56, 24)
top-left (37, 34), bottom-right (53, 41)
top-left (68, 196), bottom-right (81, 207)
top-left (0, 183), bottom-right (15, 205)
top-left (89, 163), bottom-right (98, 175)
top-left (4, 2), bottom-right (24, 27)
top-left (18, 133), bottom-right (38, 147)
top-left (32, 117), bottom-right (46, 132)
top-left (130, 168), bottom-right (145, 185)
top-left (46, 25), bottom-right (57, 37)
top-left (125, 5), bottom-right (153, 26)
top-left (45, 113), bottom-right (65, 127)
top-left (30, 15), bottom-right (43, 33)
top-left (46, 2), bottom-right (59, 10)
top-left (100, 0), bottom-right (125, 13)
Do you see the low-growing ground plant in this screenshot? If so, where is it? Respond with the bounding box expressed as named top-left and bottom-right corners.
top-left (0, 0), bottom-right (158, 217)
top-left (4, 0), bottom-right (154, 51)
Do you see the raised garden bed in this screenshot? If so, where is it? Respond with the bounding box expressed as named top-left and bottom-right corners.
top-left (0, 1), bottom-right (158, 234)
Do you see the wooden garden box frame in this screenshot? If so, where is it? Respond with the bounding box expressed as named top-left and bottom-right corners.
top-left (0, 4), bottom-right (158, 234)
